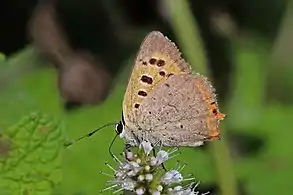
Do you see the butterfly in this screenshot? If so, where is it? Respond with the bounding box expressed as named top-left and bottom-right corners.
top-left (114, 31), bottom-right (225, 147)
top-left (64, 31), bottom-right (225, 149)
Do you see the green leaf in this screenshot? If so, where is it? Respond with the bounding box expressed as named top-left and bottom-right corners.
top-left (0, 53), bottom-right (5, 63)
top-left (0, 112), bottom-right (64, 195)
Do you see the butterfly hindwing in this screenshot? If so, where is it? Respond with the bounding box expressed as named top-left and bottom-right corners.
top-left (136, 74), bottom-right (223, 146)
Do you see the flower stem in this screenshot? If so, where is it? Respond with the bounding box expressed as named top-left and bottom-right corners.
top-left (166, 1), bottom-right (238, 195)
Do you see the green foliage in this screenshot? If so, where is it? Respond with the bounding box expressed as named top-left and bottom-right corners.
top-left (0, 112), bottom-right (64, 195)
top-left (0, 53), bottom-right (5, 63)
top-left (1, 3), bottom-right (293, 195)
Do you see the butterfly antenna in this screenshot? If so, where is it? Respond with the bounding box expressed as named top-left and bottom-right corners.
top-left (64, 122), bottom-right (117, 147)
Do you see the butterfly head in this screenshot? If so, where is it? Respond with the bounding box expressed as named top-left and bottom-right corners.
top-left (115, 120), bottom-right (124, 136)
top-left (115, 111), bottom-right (126, 137)
top-left (115, 112), bottom-right (139, 146)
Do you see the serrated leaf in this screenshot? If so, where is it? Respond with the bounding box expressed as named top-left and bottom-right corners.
top-left (0, 112), bottom-right (64, 195)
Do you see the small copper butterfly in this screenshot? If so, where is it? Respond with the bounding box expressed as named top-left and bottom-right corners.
top-left (65, 31), bottom-right (225, 149)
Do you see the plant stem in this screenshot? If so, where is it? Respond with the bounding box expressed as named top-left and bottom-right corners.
top-left (166, 1), bottom-right (238, 195)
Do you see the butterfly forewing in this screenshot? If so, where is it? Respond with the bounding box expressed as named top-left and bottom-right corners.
top-left (123, 31), bottom-right (192, 126)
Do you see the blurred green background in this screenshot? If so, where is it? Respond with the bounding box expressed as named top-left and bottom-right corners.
top-left (1, 0), bottom-right (293, 195)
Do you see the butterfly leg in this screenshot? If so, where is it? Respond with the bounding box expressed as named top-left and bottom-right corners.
top-left (108, 134), bottom-right (121, 163)
top-left (125, 143), bottom-right (132, 151)
top-left (151, 141), bottom-right (167, 172)
top-left (152, 149), bottom-right (167, 171)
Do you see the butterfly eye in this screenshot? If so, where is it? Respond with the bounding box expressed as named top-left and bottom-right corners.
top-left (115, 121), bottom-right (124, 135)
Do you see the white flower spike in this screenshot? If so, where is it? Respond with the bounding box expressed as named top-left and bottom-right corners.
top-left (101, 139), bottom-right (208, 195)
top-left (140, 140), bottom-right (153, 155)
